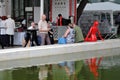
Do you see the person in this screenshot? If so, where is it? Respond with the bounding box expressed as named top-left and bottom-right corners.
top-left (21, 18), bottom-right (27, 31)
top-left (38, 14), bottom-right (51, 45)
top-left (0, 17), bottom-right (6, 35)
top-left (28, 22), bottom-right (39, 46)
top-left (5, 15), bottom-right (15, 47)
top-left (85, 20), bottom-right (103, 42)
top-left (0, 16), bottom-right (8, 48)
top-left (0, 16), bottom-right (4, 49)
top-left (63, 23), bottom-right (75, 43)
top-left (57, 14), bottom-right (71, 26)
top-left (48, 26), bottom-right (54, 44)
top-left (72, 23), bottom-right (84, 43)
top-left (23, 30), bottom-right (31, 47)
top-left (23, 22), bottom-right (39, 47)
top-left (62, 23), bottom-right (75, 78)
top-left (38, 14), bottom-right (51, 80)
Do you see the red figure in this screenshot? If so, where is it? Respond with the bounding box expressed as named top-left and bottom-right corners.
top-left (85, 21), bottom-right (104, 80)
top-left (85, 21), bottom-right (103, 42)
top-left (86, 57), bottom-right (103, 80)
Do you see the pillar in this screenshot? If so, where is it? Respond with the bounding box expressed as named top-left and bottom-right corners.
top-left (40, 0), bottom-right (44, 18)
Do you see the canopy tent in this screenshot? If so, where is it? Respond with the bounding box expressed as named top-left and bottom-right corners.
top-left (84, 2), bottom-right (120, 12)
top-left (79, 2), bottom-right (120, 38)
top-left (84, 2), bottom-right (120, 26)
top-left (83, 2), bottom-right (120, 27)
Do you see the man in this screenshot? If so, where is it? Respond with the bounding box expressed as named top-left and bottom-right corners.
top-left (23, 22), bottom-right (39, 47)
top-left (5, 15), bottom-right (15, 47)
top-left (72, 23), bottom-right (84, 43)
top-left (57, 14), bottom-right (71, 26)
top-left (38, 14), bottom-right (51, 80)
top-left (38, 14), bottom-right (51, 45)
top-left (27, 22), bottom-right (39, 46)
top-left (0, 16), bottom-right (4, 49)
top-left (21, 18), bottom-right (27, 31)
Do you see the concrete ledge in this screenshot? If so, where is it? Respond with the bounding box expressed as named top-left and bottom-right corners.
top-left (0, 39), bottom-right (120, 70)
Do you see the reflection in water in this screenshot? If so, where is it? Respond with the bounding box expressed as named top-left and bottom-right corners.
top-left (86, 57), bottom-right (103, 80)
top-left (0, 55), bottom-right (120, 80)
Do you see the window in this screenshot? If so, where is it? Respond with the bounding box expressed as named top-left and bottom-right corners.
top-left (34, 0), bottom-right (40, 7)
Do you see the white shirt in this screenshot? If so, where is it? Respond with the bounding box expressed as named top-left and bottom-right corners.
top-left (0, 20), bottom-right (6, 35)
top-left (28, 26), bottom-right (37, 30)
top-left (38, 20), bottom-right (48, 33)
top-left (22, 19), bottom-right (26, 25)
top-left (28, 26), bottom-right (34, 30)
top-left (5, 18), bottom-right (15, 35)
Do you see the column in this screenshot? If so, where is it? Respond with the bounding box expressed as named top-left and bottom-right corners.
top-left (110, 11), bottom-right (114, 27)
top-left (4, 0), bottom-right (12, 16)
top-left (40, 0), bottom-right (44, 17)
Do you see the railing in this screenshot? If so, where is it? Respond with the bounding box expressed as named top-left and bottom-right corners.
top-left (0, 39), bottom-right (120, 70)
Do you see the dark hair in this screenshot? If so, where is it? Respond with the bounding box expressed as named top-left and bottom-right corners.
top-left (58, 14), bottom-right (62, 17)
top-left (68, 23), bottom-right (73, 28)
top-left (1, 16), bottom-right (7, 20)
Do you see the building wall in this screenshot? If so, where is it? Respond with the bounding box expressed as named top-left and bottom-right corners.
top-left (5, 0), bottom-right (11, 16)
top-left (0, 0), bottom-right (11, 16)
top-left (1, 0), bottom-right (120, 19)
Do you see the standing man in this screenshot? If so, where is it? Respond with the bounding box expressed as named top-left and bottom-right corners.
top-left (38, 14), bottom-right (51, 45)
top-left (0, 16), bottom-right (4, 49)
top-left (38, 14), bottom-right (51, 80)
top-left (73, 23), bottom-right (84, 43)
top-left (5, 15), bottom-right (15, 47)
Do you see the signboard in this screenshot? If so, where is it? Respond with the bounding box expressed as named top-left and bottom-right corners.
top-left (25, 7), bottom-right (33, 11)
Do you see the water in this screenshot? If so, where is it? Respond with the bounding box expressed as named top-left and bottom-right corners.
top-left (0, 55), bottom-right (120, 80)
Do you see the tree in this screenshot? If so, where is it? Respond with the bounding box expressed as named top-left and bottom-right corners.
top-left (77, 0), bottom-right (89, 24)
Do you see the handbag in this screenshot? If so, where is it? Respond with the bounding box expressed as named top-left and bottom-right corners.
top-left (58, 37), bottom-right (66, 44)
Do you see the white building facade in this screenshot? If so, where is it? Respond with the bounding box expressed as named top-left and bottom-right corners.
top-left (0, 0), bottom-right (119, 23)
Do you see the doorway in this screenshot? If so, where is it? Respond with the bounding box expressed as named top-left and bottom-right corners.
top-left (26, 12), bottom-right (33, 27)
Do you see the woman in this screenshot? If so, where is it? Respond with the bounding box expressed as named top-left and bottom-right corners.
top-left (63, 23), bottom-right (75, 43)
top-left (63, 23), bottom-right (75, 77)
